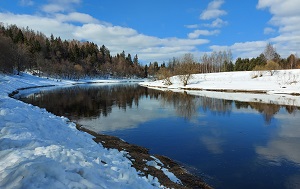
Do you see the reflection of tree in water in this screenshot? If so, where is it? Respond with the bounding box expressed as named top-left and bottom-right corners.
top-left (160, 91), bottom-right (197, 120)
top-left (159, 91), bottom-right (233, 119)
top-left (199, 97), bottom-right (232, 116)
top-left (19, 85), bottom-right (300, 123)
top-left (19, 85), bottom-right (153, 119)
top-left (249, 102), bottom-right (280, 124)
top-left (235, 101), bottom-right (279, 124)
top-left (235, 101), bottom-right (300, 124)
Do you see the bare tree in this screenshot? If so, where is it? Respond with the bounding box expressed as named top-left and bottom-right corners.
top-left (175, 53), bottom-right (198, 86)
top-left (157, 67), bottom-right (173, 85)
top-left (200, 53), bottom-right (209, 73)
top-left (287, 54), bottom-right (296, 69)
top-left (264, 43), bottom-right (277, 61)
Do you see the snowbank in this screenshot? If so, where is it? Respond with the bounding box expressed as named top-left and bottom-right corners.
top-left (0, 73), bottom-right (164, 189)
top-left (140, 70), bottom-right (300, 106)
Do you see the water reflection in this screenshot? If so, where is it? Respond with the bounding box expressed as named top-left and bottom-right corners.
top-left (256, 114), bottom-right (300, 165)
top-left (18, 84), bottom-right (299, 124)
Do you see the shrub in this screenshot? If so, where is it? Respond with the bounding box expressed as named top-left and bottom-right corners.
top-left (265, 60), bottom-right (281, 76)
top-left (157, 67), bottom-right (173, 85)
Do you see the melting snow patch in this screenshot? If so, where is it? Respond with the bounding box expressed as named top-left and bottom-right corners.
top-left (146, 156), bottom-right (182, 185)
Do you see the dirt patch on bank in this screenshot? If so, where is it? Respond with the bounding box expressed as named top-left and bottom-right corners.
top-left (76, 124), bottom-right (212, 189)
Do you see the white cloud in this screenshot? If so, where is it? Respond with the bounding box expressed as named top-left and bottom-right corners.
top-left (42, 0), bottom-right (82, 13)
top-left (184, 24), bottom-right (199, 29)
top-left (0, 12), bottom-right (77, 40)
top-left (205, 18), bottom-right (228, 28)
top-left (208, 0), bottom-right (300, 60)
top-left (73, 23), bottom-right (209, 62)
top-left (210, 41), bottom-right (267, 59)
top-left (188, 29), bottom-right (220, 39)
top-left (42, 4), bottom-right (67, 13)
top-left (257, 0), bottom-right (300, 57)
top-left (264, 27), bottom-right (276, 35)
top-left (19, 0), bottom-right (34, 6)
top-left (55, 12), bottom-right (101, 24)
top-left (257, 0), bottom-right (300, 17)
top-left (200, 0), bottom-right (227, 20)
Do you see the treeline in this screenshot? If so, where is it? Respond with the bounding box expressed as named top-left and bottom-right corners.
top-left (152, 43), bottom-right (300, 85)
top-left (1, 24), bottom-right (299, 80)
top-left (0, 24), bottom-right (146, 79)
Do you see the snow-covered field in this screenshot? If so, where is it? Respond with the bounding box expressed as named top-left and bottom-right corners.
top-left (0, 73), bottom-right (170, 189)
top-left (140, 69), bottom-right (300, 106)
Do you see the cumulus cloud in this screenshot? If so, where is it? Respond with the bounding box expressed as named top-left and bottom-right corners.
top-left (73, 23), bottom-right (209, 62)
top-left (209, 0), bottom-right (300, 59)
top-left (42, 0), bottom-right (81, 13)
top-left (200, 0), bottom-right (227, 20)
top-left (257, 0), bottom-right (299, 17)
top-left (205, 18), bottom-right (228, 28)
top-left (55, 12), bottom-right (101, 24)
top-left (257, 0), bottom-right (300, 57)
top-left (0, 12), bottom-right (77, 40)
top-left (188, 29), bottom-right (220, 39)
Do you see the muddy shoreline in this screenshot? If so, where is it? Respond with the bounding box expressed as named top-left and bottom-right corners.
top-left (76, 124), bottom-right (212, 189)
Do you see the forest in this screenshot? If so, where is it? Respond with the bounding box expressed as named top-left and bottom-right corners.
top-left (0, 24), bottom-right (146, 79)
top-left (0, 23), bottom-right (299, 80)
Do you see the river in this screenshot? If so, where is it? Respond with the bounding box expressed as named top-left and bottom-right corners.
top-left (16, 84), bottom-right (300, 189)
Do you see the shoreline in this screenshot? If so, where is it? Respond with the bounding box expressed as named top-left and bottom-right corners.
top-left (76, 124), bottom-right (212, 189)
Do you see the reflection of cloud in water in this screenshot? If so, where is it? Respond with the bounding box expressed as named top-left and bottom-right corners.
top-left (200, 136), bottom-right (224, 154)
top-left (78, 98), bottom-right (177, 132)
top-left (256, 113), bottom-right (300, 165)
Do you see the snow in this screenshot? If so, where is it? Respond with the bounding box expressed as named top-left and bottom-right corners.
top-left (146, 156), bottom-right (182, 185)
top-left (0, 73), bottom-right (165, 189)
top-left (140, 69), bottom-right (300, 106)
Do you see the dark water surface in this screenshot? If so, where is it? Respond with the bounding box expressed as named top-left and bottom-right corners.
top-left (17, 84), bottom-right (300, 189)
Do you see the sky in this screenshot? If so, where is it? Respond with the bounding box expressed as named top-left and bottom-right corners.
top-left (0, 0), bottom-right (299, 64)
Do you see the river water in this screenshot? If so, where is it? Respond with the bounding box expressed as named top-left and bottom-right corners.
top-left (16, 84), bottom-right (300, 189)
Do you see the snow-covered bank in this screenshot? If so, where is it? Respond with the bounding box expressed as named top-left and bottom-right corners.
top-left (140, 70), bottom-right (300, 106)
top-left (0, 73), bottom-right (166, 189)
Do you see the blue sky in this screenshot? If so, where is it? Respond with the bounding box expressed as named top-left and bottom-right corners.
top-left (0, 0), bottom-right (299, 64)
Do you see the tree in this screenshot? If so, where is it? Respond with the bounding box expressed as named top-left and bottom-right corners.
top-left (15, 44), bottom-right (30, 75)
top-left (157, 67), bottom-right (173, 85)
top-left (144, 65), bottom-right (148, 78)
top-left (287, 54), bottom-right (296, 69)
top-left (0, 35), bottom-right (15, 73)
top-left (264, 43), bottom-right (278, 61)
top-left (175, 53), bottom-right (198, 86)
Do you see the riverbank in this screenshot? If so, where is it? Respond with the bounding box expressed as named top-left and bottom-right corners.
top-left (0, 73), bottom-right (210, 189)
top-left (77, 125), bottom-right (211, 189)
top-left (140, 69), bottom-right (300, 106)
